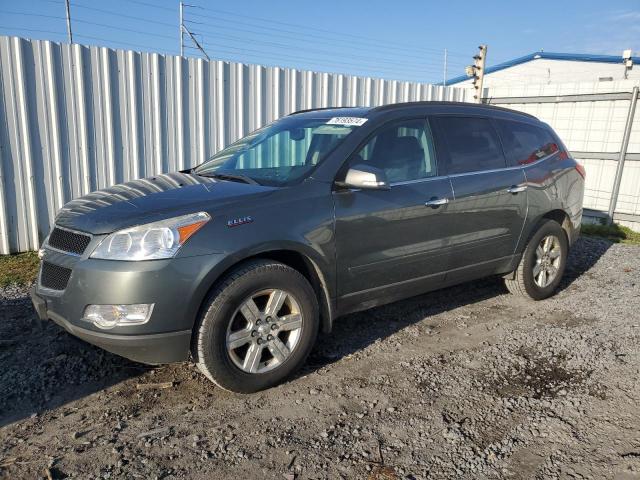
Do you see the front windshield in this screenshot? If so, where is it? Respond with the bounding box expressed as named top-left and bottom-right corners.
top-left (194, 117), bottom-right (359, 186)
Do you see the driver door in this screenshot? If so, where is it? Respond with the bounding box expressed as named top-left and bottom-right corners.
top-left (333, 118), bottom-right (455, 313)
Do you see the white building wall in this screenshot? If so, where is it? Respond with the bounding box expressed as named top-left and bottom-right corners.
top-left (476, 80), bottom-right (640, 230)
top-left (453, 58), bottom-right (640, 88)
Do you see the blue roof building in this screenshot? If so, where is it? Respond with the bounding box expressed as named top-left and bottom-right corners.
top-left (443, 51), bottom-right (639, 87)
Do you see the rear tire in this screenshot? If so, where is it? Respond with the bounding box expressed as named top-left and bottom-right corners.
top-left (192, 259), bottom-right (319, 393)
top-left (505, 219), bottom-right (568, 300)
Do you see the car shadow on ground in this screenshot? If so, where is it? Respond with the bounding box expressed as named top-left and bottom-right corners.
top-left (0, 237), bottom-right (611, 427)
top-left (0, 294), bottom-right (151, 428)
top-left (304, 236), bottom-right (611, 372)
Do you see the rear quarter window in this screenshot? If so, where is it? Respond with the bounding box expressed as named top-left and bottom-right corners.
top-left (494, 119), bottom-right (560, 166)
top-left (431, 116), bottom-right (506, 175)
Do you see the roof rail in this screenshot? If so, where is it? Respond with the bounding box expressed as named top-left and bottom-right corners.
top-left (370, 101), bottom-right (537, 119)
top-left (287, 106), bottom-right (362, 116)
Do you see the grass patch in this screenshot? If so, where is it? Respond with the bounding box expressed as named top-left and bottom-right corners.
top-left (581, 223), bottom-right (640, 245)
top-left (0, 252), bottom-right (40, 287)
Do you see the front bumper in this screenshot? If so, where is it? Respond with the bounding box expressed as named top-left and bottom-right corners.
top-left (32, 246), bottom-right (226, 365)
top-left (31, 287), bottom-right (191, 364)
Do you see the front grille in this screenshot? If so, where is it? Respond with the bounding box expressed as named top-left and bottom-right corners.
top-left (48, 227), bottom-right (91, 255)
top-left (40, 262), bottom-right (72, 291)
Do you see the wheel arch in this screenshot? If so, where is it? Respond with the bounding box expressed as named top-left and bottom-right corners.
top-left (521, 209), bottom-right (574, 251)
top-left (190, 245), bottom-right (335, 350)
top-left (541, 209), bottom-right (574, 244)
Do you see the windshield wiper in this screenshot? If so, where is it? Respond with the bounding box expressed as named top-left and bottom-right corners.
top-left (197, 171), bottom-right (260, 185)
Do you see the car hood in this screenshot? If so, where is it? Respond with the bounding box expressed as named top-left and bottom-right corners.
top-left (54, 172), bottom-right (276, 234)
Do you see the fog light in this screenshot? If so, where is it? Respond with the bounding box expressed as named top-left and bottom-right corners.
top-left (82, 304), bottom-right (154, 330)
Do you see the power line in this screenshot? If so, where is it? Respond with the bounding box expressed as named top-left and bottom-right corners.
top-left (183, 27), bottom-right (448, 73)
top-left (0, 10), bottom-right (65, 21)
top-left (4, 0), bottom-right (457, 82)
top-left (74, 17), bottom-right (175, 41)
top-left (89, 0), bottom-right (469, 66)
top-left (181, 18), bottom-right (457, 68)
top-left (29, 0), bottom-right (471, 65)
top-left (0, 26), bottom-right (66, 39)
top-left (0, 24), bottom-right (179, 54)
top-left (69, 2), bottom-right (176, 28)
top-left (0, 10), bottom-right (177, 42)
top-left (73, 34), bottom-right (179, 54)
top-left (183, 9), bottom-right (469, 62)
top-left (181, 3), bottom-right (470, 57)
top-left (126, 0), bottom-right (176, 12)
top-left (180, 41), bottom-right (440, 79)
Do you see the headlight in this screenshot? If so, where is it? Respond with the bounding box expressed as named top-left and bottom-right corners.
top-left (91, 212), bottom-right (210, 261)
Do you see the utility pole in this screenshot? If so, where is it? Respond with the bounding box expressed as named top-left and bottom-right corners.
top-left (443, 48), bottom-right (448, 86)
top-left (180, 3), bottom-right (210, 60)
top-left (65, 0), bottom-right (73, 43)
top-left (179, 1), bottom-right (184, 57)
top-left (465, 45), bottom-right (487, 103)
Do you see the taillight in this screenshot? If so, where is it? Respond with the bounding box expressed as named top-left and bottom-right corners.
top-left (575, 163), bottom-right (586, 179)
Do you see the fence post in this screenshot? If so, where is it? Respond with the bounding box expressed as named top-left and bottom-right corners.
top-left (607, 86), bottom-right (639, 224)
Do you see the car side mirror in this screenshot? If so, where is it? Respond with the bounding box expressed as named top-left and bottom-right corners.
top-left (336, 164), bottom-right (390, 190)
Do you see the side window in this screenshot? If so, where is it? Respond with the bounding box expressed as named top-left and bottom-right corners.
top-left (431, 116), bottom-right (506, 175)
top-left (351, 119), bottom-right (437, 183)
top-left (494, 119), bottom-right (559, 166)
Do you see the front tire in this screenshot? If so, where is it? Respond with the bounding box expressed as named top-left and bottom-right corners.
top-left (193, 259), bottom-right (319, 393)
top-left (505, 219), bottom-right (568, 300)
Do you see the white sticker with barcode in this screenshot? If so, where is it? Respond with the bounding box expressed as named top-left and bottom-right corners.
top-left (326, 117), bottom-right (368, 127)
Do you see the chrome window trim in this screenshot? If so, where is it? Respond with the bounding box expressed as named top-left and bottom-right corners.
top-left (356, 151), bottom-right (558, 189)
top-left (447, 151), bottom-right (559, 179)
top-left (389, 174), bottom-right (447, 187)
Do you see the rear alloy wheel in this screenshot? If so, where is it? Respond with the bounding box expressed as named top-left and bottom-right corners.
top-left (193, 260), bottom-right (318, 393)
top-left (532, 235), bottom-right (562, 288)
top-left (505, 219), bottom-right (568, 300)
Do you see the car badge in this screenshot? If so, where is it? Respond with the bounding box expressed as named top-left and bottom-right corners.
top-left (227, 216), bottom-right (253, 228)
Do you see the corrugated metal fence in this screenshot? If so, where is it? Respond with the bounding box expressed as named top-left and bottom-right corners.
top-left (0, 36), bottom-right (470, 254)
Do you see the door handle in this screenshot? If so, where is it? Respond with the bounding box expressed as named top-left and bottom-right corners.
top-left (425, 197), bottom-right (449, 208)
top-left (507, 185), bottom-right (527, 194)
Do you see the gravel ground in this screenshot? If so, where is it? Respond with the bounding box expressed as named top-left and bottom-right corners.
top-left (1, 236), bottom-right (639, 479)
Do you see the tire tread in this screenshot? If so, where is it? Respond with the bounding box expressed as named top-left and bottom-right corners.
top-left (192, 259), bottom-right (316, 392)
top-left (504, 219), bottom-right (567, 300)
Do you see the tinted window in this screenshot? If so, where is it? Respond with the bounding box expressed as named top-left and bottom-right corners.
top-left (351, 119), bottom-right (437, 183)
top-left (495, 119), bottom-right (559, 166)
top-left (431, 116), bottom-right (506, 174)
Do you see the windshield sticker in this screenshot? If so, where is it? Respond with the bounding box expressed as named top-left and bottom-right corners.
top-left (326, 117), bottom-right (368, 127)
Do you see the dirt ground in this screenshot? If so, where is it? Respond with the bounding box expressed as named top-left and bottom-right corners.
top-left (1, 236), bottom-right (639, 479)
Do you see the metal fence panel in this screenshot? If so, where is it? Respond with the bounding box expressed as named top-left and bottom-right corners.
top-left (482, 80), bottom-right (640, 227)
top-left (0, 36), bottom-right (470, 254)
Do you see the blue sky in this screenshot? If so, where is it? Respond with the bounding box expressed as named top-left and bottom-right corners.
top-left (0, 0), bottom-right (639, 83)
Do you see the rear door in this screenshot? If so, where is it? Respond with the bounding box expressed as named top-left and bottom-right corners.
top-left (333, 118), bottom-right (455, 312)
top-left (430, 115), bottom-right (527, 279)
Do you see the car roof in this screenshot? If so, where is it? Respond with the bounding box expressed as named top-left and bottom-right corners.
top-left (288, 101), bottom-right (536, 121)
top-left (287, 106), bottom-right (371, 119)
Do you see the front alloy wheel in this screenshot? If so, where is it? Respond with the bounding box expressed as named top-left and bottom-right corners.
top-left (226, 289), bottom-right (303, 374)
top-left (193, 260), bottom-right (319, 393)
